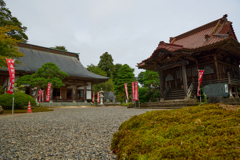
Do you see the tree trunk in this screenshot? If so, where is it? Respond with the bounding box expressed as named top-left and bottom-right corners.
top-left (33, 86), bottom-right (41, 101)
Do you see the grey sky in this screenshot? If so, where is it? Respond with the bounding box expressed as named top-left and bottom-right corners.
top-left (6, 0), bottom-right (240, 76)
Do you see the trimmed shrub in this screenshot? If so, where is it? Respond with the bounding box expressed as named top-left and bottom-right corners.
top-left (111, 104), bottom-right (240, 159)
top-left (0, 92), bottom-right (36, 109)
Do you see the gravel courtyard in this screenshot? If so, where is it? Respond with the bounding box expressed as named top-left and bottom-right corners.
top-left (0, 107), bottom-right (158, 159)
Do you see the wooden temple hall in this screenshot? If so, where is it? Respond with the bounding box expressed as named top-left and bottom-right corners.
top-left (138, 14), bottom-right (240, 100)
top-left (0, 43), bottom-right (109, 102)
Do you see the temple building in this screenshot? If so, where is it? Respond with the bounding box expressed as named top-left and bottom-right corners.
top-left (138, 14), bottom-right (240, 101)
top-left (0, 43), bottom-right (109, 102)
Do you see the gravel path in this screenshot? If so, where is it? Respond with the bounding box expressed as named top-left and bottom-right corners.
top-left (0, 107), bottom-right (158, 159)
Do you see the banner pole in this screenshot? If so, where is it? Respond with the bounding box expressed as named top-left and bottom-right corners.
top-left (198, 70), bottom-right (202, 105)
top-left (12, 88), bottom-right (14, 115)
top-left (49, 87), bottom-right (51, 109)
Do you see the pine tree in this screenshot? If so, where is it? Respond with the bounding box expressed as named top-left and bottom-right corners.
top-left (114, 64), bottom-right (135, 98)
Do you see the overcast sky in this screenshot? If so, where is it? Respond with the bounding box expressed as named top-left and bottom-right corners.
top-left (6, 0), bottom-right (240, 76)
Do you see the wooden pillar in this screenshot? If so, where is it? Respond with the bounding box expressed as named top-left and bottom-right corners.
top-left (159, 69), bottom-right (165, 101)
top-left (235, 86), bottom-right (239, 98)
top-left (228, 72), bottom-right (234, 98)
top-left (72, 85), bottom-right (76, 103)
top-left (84, 84), bottom-right (87, 102)
top-left (181, 65), bottom-right (188, 97)
top-left (214, 54), bottom-right (219, 80)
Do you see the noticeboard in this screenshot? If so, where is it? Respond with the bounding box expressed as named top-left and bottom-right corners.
top-left (203, 83), bottom-right (229, 97)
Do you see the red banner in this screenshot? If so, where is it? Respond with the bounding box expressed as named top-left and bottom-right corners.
top-left (134, 81), bottom-right (139, 101)
top-left (131, 82), bottom-right (135, 100)
top-left (124, 83), bottom-right (129, 100)
top-left (39, 90), bottom-right (44, 102)
top-left (6, 59), bottom-right (15, 94)
top-left (92, 92), bottom-right (95, 102)
top-left (46, 83), bottom-right (51, 102)
top-left (197, 70), bottom-right (204, 96)
top-left (97, 92), bottom-right (99, 103)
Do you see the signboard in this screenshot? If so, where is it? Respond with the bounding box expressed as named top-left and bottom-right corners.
top-left (124, 83), bottom-right (129, 100)
top-left (6, 59), bottom-right (15, 94)
top-left (46, 83), bottom-right (51, 102)
top-left (203, 83), bottom-right (229, 97)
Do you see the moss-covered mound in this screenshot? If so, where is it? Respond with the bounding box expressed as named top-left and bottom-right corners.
top-left (111, 104), bottom-right (240, 160)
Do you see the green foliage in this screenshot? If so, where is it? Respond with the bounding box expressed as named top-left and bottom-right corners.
top-left (50, 46), bottom-right (67, 51)
top-left (120, 102), bottom-right (132, 106)
top-left (87, 64), bottom-right (113, 92)
top-left (87, 64), bottom-right (107, 77)
top-left (0, 0), bottom-right (28, 42)
top-left (140, 70), bottom-right (159, 88)
top-left (114, 64), bottom-right (135, 99)
top-left (3, 107), bottom-right (53, 114)
top-left (0, 25), bottom-right (24, 68)
top-left (138, 87), bottom-right (149, 103)
top-left (137, 70), bottom-right (160, 102)
top-left (98, 52), bottom-right (114, 77)
top-left (0, 85), bottom-right (5, 95)
top-left (92, 79), bottom-right (114, 93)
top-left (137, 71), bottom-right (145, 86)
top-left (0, 92), bottom-right (36, 109)
top-left (16, 62), bottom-right (69, 99)
top-left (111, 104), bottom-right (240, 159)
top-left (238, 108), bottom-right (240, 112)
top-left (112, 63), bottom-right (122, 81)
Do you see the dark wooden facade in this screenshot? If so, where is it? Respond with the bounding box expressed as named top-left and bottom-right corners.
top-left (138, 15), bottom-right (240, 100)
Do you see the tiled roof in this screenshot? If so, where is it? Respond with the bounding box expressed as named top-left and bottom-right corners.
top-left (171, 14), bottom-right (237, 49)
top-left (137, 14), bottom-right (240, 69)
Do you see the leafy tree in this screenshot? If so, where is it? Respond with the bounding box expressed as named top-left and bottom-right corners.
top-left (98, 52), bottom-right (114, 77)
top-left (50, 46), bottom-right (67, 51)
top-left (137, 70), bottom-right (160, 101)
top-left (114, 64), bottom-right (135, 100)
top-left (92, 79), bottom-right (114, 93)
top-left (112, 63), bottom-right (122, 81)
top-left (138, 87), bottom-right (149, 103)
top-left (87, 64), bottom-right (113, 92)
top-left (137, 71), bottom-right (145, 86)
top-left (16, 62), bottom-right (69, 100)
top-left (87, 64), bottom-right (107, 77)
top-left (0, 25), bottom-right (24, 68)
top-left (0, 0), bottom-right (28, 42)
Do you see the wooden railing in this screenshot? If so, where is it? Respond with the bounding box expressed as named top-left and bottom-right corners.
top-left (163, 86), bottom-right (170, 97)
top-left (187, 82), bottom-right (194, 98)
top-left (200, 78), bottom-right (228, 86)
top-left (229, 78), bottom-right (240, 85)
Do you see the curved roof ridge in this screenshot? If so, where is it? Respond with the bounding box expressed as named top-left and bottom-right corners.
top-left (173, 14), bottom-right (228, 41)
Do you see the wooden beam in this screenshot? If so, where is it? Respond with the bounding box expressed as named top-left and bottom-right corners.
top-left (160, 60), bottom-right (189, 70)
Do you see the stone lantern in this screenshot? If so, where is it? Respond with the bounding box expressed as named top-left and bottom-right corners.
top-left (99, 88), bottom-right (105, 106)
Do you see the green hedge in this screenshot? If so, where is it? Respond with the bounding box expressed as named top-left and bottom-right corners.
top-left (111, 104), bottom-right (240, 159)
top-left (0, 92), bottom-right (36, 109)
